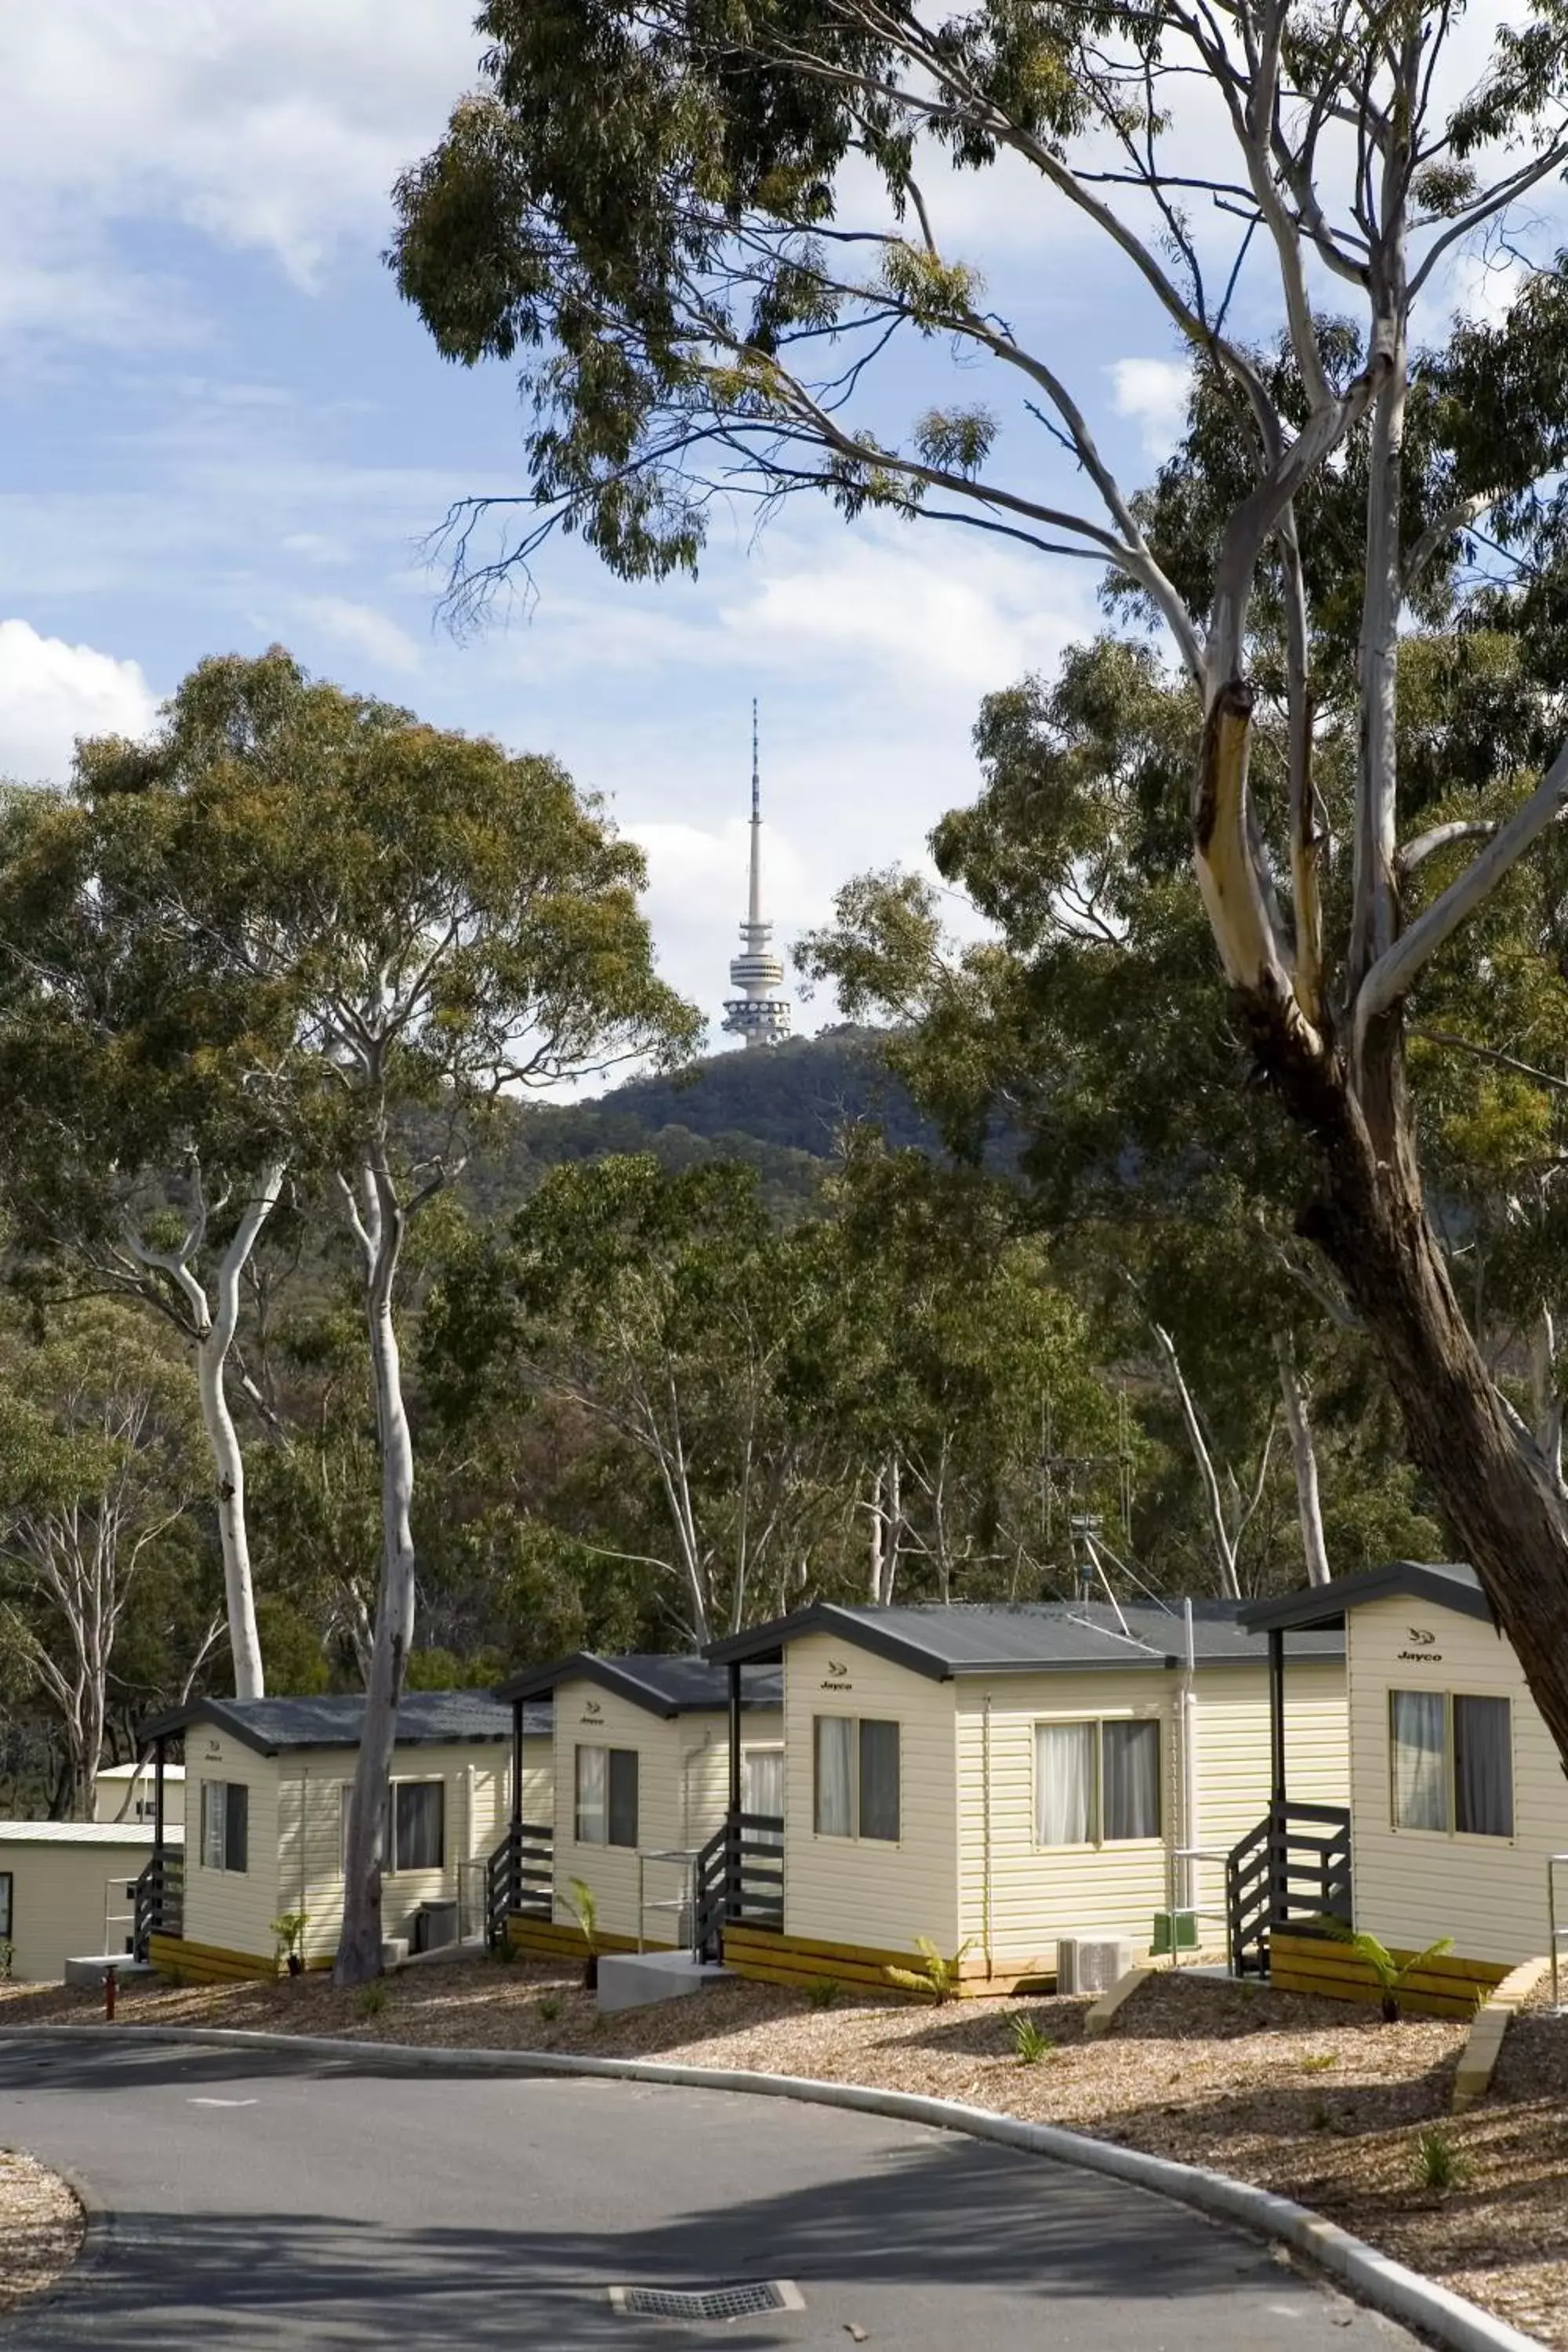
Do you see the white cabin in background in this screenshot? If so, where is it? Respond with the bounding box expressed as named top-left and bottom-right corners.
top-left (94, 1759), bottom-right (187, 1828)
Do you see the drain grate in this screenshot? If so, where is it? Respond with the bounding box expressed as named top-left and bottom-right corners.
top-left (608, 2281), bottom-right (804, 2322)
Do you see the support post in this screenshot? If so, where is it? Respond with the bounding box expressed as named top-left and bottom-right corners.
top-left (153, 1736), bottom-right (166, 1858)
top-left (510, 1699), bottom-right (524, 1829)
top-left (727, 1660), bottom-right (742, 1817)
top-left (1269, 1628), bottom-right (1287, 1806)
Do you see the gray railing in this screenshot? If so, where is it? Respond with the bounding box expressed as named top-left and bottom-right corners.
top-left (485, 1819), bottom-right (554, 1947)
top-left (694, 1809), bottom-right (784, 1962)
top-left (132, 1849), bottom-right (184, 1959)
top-left (1226, 1800), bottom-right (1352, 1978)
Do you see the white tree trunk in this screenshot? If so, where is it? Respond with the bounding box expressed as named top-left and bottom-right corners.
top-left (1275, 1331), bottom-right (1331, 1588)
top-left (336, 1158), bottom-right (416, 1987)
top-left (1152, 1324), bottom-right (1241, 1599)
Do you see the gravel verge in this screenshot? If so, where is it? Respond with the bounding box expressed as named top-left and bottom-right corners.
top-left (0, 2148), bottom-right (83, 2312)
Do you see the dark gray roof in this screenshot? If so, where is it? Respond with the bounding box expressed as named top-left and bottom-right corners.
top-left (1239, 1562), bottom-right (1493, 1635)
top-left (143, 1690), bottom-right (544, 1756)
top-left (495, 1652), bottom-right (783, 1717)
top-left (706, 1599), bottom-right (1344, 1681)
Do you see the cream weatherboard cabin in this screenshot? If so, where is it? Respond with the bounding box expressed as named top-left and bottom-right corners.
top-left (0, 1820), bottom-right (184, 1982)
top-left (93, 1760), bottom-right (187, 1827)
top-left (1242, 1563), bottom-right (1568, 2013)
top-left (136, 1691), bottom-right (550, 1980)
top-left (492, 1653), bottom-right (783, 1956)
top-left (693, 1599), bottom-right (1349, 1994)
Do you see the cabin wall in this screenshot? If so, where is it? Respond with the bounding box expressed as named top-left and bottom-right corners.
top-left (954, 1657), bottom-right (1348, 1971)
top-left (780, 1633), bottom-right (960, 1958)
top-left (282, 1740), bottom-right (514, 1965)
top-left (182, 1729), bottom-right (282, 1962)
top-left (549, 1680), bottom-right (783, 1944)
top-left (1346, 1594), bottom-right (1568, 1968)
top-left (92, 1769), bottom-right (187, 1828)
top-left (0, 1836), bottom-right (162, 1980)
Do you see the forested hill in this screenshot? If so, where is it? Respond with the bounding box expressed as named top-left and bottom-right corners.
top-left (462, 1026), bottom-right (933, 1222)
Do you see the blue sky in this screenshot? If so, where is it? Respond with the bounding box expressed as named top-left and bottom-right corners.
top-left (0, 4), bottom-right (1527, 1064)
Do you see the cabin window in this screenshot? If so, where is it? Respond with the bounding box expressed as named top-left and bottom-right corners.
top-left (812, 1716), bottom-right (900, 1842)
top-left (575, 1744), bottom-right (639, 1846)
top-left (742, 1747), bottom-right (785, 1819)
top-left (1391, 1690), bottom-right (1513, 1838)
top-left (393, 1780), bottom-right (445, 1872)
top-left (1035, 1720), bottom-right (1161, 1846)
top-left (338, 1779), bottom-right (448, 1872)
top-left (200, 1780), bottom-right (249, 1873)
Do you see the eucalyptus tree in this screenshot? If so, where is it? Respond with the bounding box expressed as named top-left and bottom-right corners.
top-left (169, 682), bottom-right (695, 1982)
top-left (0, 659), bottom-right (332, 1699)
top-left (0, 1302), bottom-right (205, 1817)
top-left (396, 5), bottom-right (1568, 1755)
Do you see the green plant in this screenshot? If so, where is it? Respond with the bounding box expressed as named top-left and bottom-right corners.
top-left (354, 1978), bottom-right (388, 2020)
top-left (0, 1937), bottom-right (13, 1983)
top-left (1299, 2053), bottom-right (1338, 2073)
top-left (488, 1933), bottom-right (521, 1964)
top-left (1413, 2125), bottom-right (1470, 2194)
top-left (537, 1992), bottom-right (561, 2023)
top-left (1309, 2100), bottom-right (1333, 2132)
top-left (1316, 1921), bottom-right (1454, 2023)
top-left (1011, 2013), bottom-right (1056, 2066)
top-left (565, 1877), bottom-right (600, 1955)
top-left (270, 1911), bottom-right (307, 1973)
top-left (884, 1936), bottom-right (976, 2005)
top-left (804, 1976), bottom-right (842, 2011)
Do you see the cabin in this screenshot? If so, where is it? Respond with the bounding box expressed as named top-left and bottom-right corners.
top-left (93, 1760), bottom-right (187, 1827)
top-left (1240, 1563), bottom-right (1568, 2014)
top-left (0, 1819), bottom-right (185, 1982)
top-left (492, 1653), bottom-right (784, 1957)
top-left (134, 1690), bottom-right (551, 1982)
top-left (699, 1599), bottom-right (1349, 1995)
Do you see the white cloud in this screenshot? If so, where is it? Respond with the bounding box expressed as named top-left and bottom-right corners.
top-left (1111, 358), bottom-right (1192, 461)
top-left (0, 1), bottom-right (482, 338)
top-left (0, 619), bottom-right (158, 783)
top-left (297, 596), bottom-right (424, 676)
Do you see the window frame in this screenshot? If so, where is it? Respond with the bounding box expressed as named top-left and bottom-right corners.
top-left (1388, 1687), bottom-right (1515, 1842)
top-left (1033, 1715), bottom-right (1163, 1851)
top-left (337, 1777), bottom-right (450, 1875)
top-left (199, 1778), bottom-right (249, 1874)
top-left (810, 1713), bottom-right (902, 1845)
top-left (574, 1743), bottom-right (640, 1849)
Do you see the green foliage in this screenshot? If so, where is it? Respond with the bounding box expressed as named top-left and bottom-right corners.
top-left (1316, 1922), bottom-right (1455, 2023)
top-left (270, 1911), bottom-right (307, 1964)
top-left (804, 1976), bottom-right (843, 2011)
top-left (536, 1991), bottom-right (562, 2023)
top-left (1413, 2125), bottom-right (1470, 2194)
top-left (884, 1935), bottom-right (975, 2005)
top-left (354, 1978), bottom-right (388, 2020)
top-left (1010, 2013), bottom-right (1055, 2065)
top-left (565, 1877), bottom-right (600, 1953)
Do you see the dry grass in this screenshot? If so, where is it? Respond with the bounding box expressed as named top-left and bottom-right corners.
top-left (3, 1960), bottom-right (1566, 2344)
top-left (0, 2147), bottom-right (83, 2311)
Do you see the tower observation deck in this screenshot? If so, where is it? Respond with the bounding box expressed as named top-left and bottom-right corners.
top-left (722, 703), bottom-right (791, 1050)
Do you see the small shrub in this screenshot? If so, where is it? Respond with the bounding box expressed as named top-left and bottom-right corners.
top-left (565, 1878), bottom-right (600, 1954)
top-left (1413, 2124), bottom-right (1469, 2194)
top-left (537, 1991), bottom-right (561, 2024)
top-left (805, 1976), bottom-right (842, 2011)
top-left (885, 1935), bottom-right (976, 2005)
top-left (488, 1934), bottom-right (521, 1965)
top-left (354, 1978), bottom-right (388, 2020)
top-left (1309, 2100), bottom-right (1333, 2132)
top-left (0, 1936), bottom-right (13, 1982)
top-left (160, 1966), bottom-right (187, 1990)
top-left (1011, 2013), bottom-right (1056, 2066)
top-left (1299, 2052), bottom-right (1338, 2073)
top-left (1316, 1919), bottom-right (1454, 2023)
top-left (270, 1911), bottom-right (307, 1974)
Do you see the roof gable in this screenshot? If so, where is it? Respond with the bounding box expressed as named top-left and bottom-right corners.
top-left (707, 1598), bottom-right (1343, 1677)
top-left (1239, 1563), bottom-right (1491, 1635)
top-left (495, 1652), bottom-right (782, 1716)
top-left (143, 1690), bottom-right (531, 1755)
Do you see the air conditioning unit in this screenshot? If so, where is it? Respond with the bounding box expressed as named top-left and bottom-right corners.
top-left (1055, 1935), bottom-right (1134, 1995)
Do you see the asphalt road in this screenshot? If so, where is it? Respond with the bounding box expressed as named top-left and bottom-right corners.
top-left (0, 2038), bottom-right (1419, 2350)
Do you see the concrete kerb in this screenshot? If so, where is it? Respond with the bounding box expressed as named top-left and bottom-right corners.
top-left (0, 2023), bottom-right (1545, 2352)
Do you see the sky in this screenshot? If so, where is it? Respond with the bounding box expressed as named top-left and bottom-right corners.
top-left (0, 3), bottom-right (1539, 1066)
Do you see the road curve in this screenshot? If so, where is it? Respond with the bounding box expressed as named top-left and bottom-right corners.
top-left (0, 2038), bottom-right (1417, 2350)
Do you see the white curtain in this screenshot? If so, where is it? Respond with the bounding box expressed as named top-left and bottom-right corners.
top-left (1454, 1695), bottom-right (1513, 1838)
top-left (1391, 1690), bottom-right (1447, 1830)
top-left (1036, 1722), bottom-right (1096, 1845)
top-left (575, 1744), bottom-right (608, 1844)
top-left (1102, 1720), bottom-right (1160, 1840)
top-left (814, 1717), bottom-right (853, 1836)
top-left (395, 1781), bottom-right (445, 1872)
top-left (743, 1746), bottom-right (785, 1831)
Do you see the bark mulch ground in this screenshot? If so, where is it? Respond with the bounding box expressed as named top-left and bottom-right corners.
top-left (3, 1959), bottom-right (1566, 2346)
top-left (0, 2147), bottom-right (83, 2313)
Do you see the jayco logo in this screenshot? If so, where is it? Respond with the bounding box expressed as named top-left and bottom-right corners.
top-left (820, 1657), bottom-right (853, 1691)
top-left (1396, 1627), bottom-right (1442, 1662)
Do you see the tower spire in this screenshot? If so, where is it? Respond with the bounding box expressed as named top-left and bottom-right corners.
top-left (723, 699), bottom-right (791, 1051)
